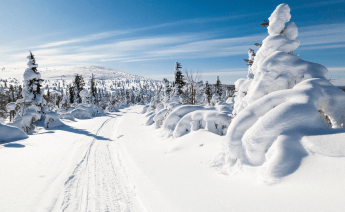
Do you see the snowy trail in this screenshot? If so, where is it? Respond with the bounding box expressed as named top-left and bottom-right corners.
top-left (58, 114), bottom-right (145, 212)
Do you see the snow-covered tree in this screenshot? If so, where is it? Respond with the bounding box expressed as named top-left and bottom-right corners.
top-left (174, 62), bottom-right (185, 95)
top-left (90, 74), bottom-right (97, 104)
top-left (22, 51), bottom-right (44, 111)
top-left (73, 74), bottom-right (85, 104)
top-left (217, 3), bottom-right (345, 182)
top-left (204, 81), bottom-right (212, 104)
top-left (214, 76), bottom-right (223, 102)
top-left (233, 3), bottom-right (300, 115)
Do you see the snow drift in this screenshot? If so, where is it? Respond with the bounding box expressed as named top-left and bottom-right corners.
top-left (0, 123), bottom-right (28, 142)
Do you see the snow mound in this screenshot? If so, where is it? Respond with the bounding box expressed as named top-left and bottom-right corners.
top-left (162, 105), bottom-right (204, 137)
top-left (71, 109), bottom-right (92, 119)
top-left (214, 102), bottom-right (233, 115)
top-left (173, 110), bottom-right (231, 138)
top-left (59, 113), bottom-right (75, 120)
top-left (145, 113), bottom-right (155, 126)
top-left (45, 111), bottom-right (64, 129)
top-left (0, 123), bottom-right (28, 141)
top-left (153, 108), bottom-right (168, 128)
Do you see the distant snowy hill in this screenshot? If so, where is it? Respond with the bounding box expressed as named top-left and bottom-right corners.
top-left (0, 65), bottom-right (153, 82)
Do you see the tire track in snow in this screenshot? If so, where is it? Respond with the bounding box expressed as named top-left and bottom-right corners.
top-left (60, 116), bottom-right (143, 212)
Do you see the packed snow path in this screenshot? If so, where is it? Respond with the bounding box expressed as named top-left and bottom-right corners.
top-left (0, 110), bottom-right (145, 212)
top-left (60, 116), bottom-right (139, 212)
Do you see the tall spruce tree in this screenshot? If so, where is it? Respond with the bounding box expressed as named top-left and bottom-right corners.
top-left (68, 84), bottom-right (75, 104)
top-left (73, 74), bottom-right (85, 104)
top-left (204, 81), bottom-right (212, 104)
top-left (90, 74), bottom-right (97, 104)
top-left (215, 76), bottom-right (223, 101)
top-left (174, 62), bottom-right (185, 95)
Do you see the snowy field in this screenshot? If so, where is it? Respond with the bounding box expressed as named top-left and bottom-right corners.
top-left (1, 105), bottom-right (345, 212)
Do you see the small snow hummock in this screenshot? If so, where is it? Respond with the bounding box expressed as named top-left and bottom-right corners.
top-left (173, 110), bottom-right (231, 138)
top-left (45, 111), bottom-right (64, 129)
top-left (0, 123), bottom-right (28, 142)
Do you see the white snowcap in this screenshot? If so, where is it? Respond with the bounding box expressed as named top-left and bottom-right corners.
top-left (23, 69), bottom-right (41, 81)
top-left (268, 4), bottom-right (291, 35)
top-left (282, 22), bottom-right (298, 40)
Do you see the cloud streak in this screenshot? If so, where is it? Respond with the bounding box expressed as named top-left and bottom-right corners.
top-left (0, 17), bottom-right (345, 69)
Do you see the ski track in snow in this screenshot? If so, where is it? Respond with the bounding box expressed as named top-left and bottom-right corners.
top-left (60, 115), bottom-right (142, 212)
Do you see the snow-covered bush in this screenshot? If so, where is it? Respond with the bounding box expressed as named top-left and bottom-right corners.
top-left (162, 105), bottom-right (205, 136)
top-left (59, 112), bottom-right (75, 120)
top-left (71, 108), bottom-right (92, 119)
top-left (217, 3), bottom-right (345, 182)
top-left (173, 110), bottom-right (231, 138)
top-left (214, 102), bottom-right (233, 115)
top-left (153, 108), bottom-right (168, 128)
top-left (11, 105), bottom-right (41, 134)
top-left (45, 111), bottom-right (64, 129)
top-left (145, 113), bottom-right (155, 126)
top-left (0, 123), bottom-right (28, 142)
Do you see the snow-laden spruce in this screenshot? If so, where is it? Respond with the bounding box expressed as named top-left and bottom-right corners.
top-left (233, 3), bottom-right (304, 115)
top-left (217, 3), bottom-right (345, 181)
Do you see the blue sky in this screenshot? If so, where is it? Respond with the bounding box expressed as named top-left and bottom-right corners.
top-left (0, 0), bottom-right (345, 84)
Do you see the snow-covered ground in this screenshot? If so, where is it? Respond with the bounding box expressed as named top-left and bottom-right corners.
top-left (1, 105), bottom-right (345, 212)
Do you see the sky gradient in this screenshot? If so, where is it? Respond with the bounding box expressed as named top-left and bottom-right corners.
top-left (0, 0), bottom-right (345, 84)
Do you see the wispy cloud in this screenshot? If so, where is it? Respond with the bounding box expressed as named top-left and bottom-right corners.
top-left (292, 0), bottom-right (345, 9)
top-left (328, 67), bottom-right (345, 72)
top-left (37, 30), bottom-right (129, 48)
top-left (1, 16), bottom-right (345, 69)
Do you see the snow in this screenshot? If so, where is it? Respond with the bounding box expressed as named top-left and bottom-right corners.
top-left (1, 106), bottom-right (345, 211)
top-left (268, 3), bottom-right (291, 35)
top-left (6, 102), bottom-right (16, 111)
top-left (0, 65), bottom-right (152, 81)
top-left (153, 108), bottom-right (168, 128)
top-left (71, 108), bottom-right (92, 119)
top-left (173, 110), bottom-right (231, 138)
top-left (59, 112), bottom-right (75, 120)
top-left (282, 22), bottom-right (298, 40)
top-left (45, 111), bottom-right (64, 129)
top-left (23, 68), bottom-right (41, 81)
top-left (0, 123), bottom-right (28, 141)
top-left (162, 105), bottom-right (204, 137)
top-left (1, 3), bottom-right (345, 211)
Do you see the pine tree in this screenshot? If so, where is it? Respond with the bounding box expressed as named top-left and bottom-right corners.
top-left (68, 84), bottom-right (75, 104)
top-left (244, 48), bottom-right (255, 67)
top-left (204, 81), bottom-right (212, 104)
top-left (23, 51), bottom-right (44, 107)
top-left (215, 76), bottom-right (223, 101)
top-left (73, 74), bottom-right (85, 104)
top-left (174, 62), bottom-right (185, 95)
top-left (90, 74), bottom-right (97, 104)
